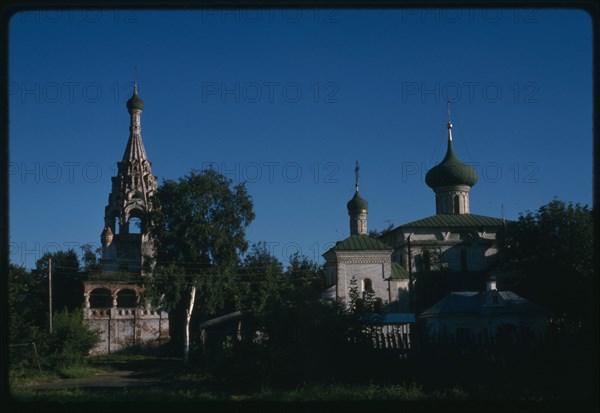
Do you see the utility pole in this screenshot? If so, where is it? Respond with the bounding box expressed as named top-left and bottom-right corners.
top-left (48, 258), bottom-right (52, 334)
top-left (407, 235), bottom-right (414, 313)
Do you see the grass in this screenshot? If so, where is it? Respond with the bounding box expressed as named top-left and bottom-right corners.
top-left (11, 382), bottom-right (470, 402)
top-left (8, 353), bottom-right (589, 403)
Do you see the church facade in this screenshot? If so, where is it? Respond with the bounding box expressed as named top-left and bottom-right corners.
top-left (322, 163), bottom-right (411, 312)
top-left (83, 85), bottom-right (169, 355)
top-left (380, 120), bottom-right (505, 311)
top-left (325, 118), bottom-right (505, 314)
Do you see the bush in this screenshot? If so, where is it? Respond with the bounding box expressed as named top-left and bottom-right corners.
top-left (45, 309), bottom-right (100, 369)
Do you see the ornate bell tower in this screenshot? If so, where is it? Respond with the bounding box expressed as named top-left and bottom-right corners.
top-left (101, 83), bottom-right (157, 275)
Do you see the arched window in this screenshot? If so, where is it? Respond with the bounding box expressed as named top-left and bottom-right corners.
top-left (453, 194), bottom-right (460, 214)
top-left (421, 250), bottom-right (431, 272)
top-left (116, 289), bottom-right (137, 308)
top-left (129, 217), bottom-right (142, 234)
top-left (362, 278), bottom-right (373, 292)
top-left (89, 288), bottom-right (112, 308)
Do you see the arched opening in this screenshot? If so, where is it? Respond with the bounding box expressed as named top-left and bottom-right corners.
top-left (453, 194), bottom-right (460, 214)
top-left (89, 288), bottom-right (112, 308)
top-left (362, 278), bottom-right (373, 292)
top-left (114, 216), bottom-right (120, 235)
top-left (421, 250), bottom-right (431, 272)
top-left (128, 209), bottom-right (145, 234)
top-left (129, 217), bottom-right (142, 234)
top-left (116, 289), bottom-right (137, 308)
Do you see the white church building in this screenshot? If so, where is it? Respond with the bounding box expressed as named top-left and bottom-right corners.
top-left (324, 117), bottom-right (506, 315)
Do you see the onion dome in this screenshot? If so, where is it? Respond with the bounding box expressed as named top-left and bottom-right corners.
top-left (425, 122), bottom-right (478, 189)
top-left (101, 226), bottom-right (114, 246)
top-left (347, 190), bottom-right (368, 213)
top-left (126, 83), bottom-right (144, 112)
top-left (347, 160), bottom-right (368, 213)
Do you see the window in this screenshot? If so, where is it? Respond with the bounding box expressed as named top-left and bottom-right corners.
top-left (421, 250), bottom-right (431, 272)
top-left (116, 289), bottom-right (137, 308)
top-left (453, 194), bottom-right (460, 214)
top-left (362, 278), bottom-right (373, 292)
top-left (89, 288), bottom-right (112, 308)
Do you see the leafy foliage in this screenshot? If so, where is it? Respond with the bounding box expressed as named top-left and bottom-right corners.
top-left (9, 262), bottom-right (100, 372)
top-left (144, 169), bottom-right (255, 354)
top-left (498, 200), bottom-right (593, 326)
top-left (46, 309), bottom-right (101, 369)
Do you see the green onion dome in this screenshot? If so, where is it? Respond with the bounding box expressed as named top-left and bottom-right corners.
top-left (347, 190), bottom-right (368, 213)
top-left (126, 83), bottom-right (144, 112)
top-left (425, 123), bottom-right (478, 188)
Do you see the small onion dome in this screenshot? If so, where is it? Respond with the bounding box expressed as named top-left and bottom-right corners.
top-left (126, 83), bottom-right (144, 112)
top-left (101, 226), bottom-right (114, 245)
top-left (347, 190), bottom-right (368, 213)
top-left (425, 123), bottom-right (478, 188)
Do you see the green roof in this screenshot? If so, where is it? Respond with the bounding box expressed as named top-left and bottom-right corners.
top-left (390, 262), bottom-right (409, 280)
top-left (347, 190), bottom-right (368, 213)
top-left (400, 214), bottom-right (506, 228)
top-left (425, 140), bottom-right (477, 188)
top-left (126, 84), bottom-right (144, 112)
top-left (332, 234), bottom-right (392, 251)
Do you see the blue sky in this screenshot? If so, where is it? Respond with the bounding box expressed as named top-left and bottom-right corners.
top-left (9, 8), bottom-right (593, 268)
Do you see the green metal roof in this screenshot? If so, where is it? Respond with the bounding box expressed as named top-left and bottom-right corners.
top-left (425, 140), bottom-right (477, 188)
top-left (346, 190), bottom-right (368, 213)
top-left (390, 262), bottom-right (409, 280)
top-left (400, 214), bottom-right (506, 228)
top-left (333, 234), bottom-right (392, 251)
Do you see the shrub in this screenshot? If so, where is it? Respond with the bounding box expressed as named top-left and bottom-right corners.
top-left (46, 309), bottom-right (100, 369)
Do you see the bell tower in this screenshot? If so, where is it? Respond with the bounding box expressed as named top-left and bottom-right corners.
top-left (101, 83), bottom-right (157, 275)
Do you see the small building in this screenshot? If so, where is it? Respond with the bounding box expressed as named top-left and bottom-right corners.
top-left (418, 278), bottom-right (549, 344)
top-left (198, 311), bottom-right (245, 357)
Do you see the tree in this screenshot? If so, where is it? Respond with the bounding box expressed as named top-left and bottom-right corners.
top-left (26, 250), bottom-right (83, 329)
top-left (9, 262), bottom-right (100, 371)
top-left (498, 200), bottom-right (593, 328)
top-left (80, 243), bottom-right (102, 273)
top-left (46, 309), bottom-right (101, 369)
top-left (145, 169), bottom-right (255, 362)
top-left (8, 264), bottom-right (42, 347)
top-left (235, 242), bottom-right (285, 315)
top-left (368, 220), bottom-right (394, 238)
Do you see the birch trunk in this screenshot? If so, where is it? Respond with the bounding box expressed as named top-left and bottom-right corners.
top-left (183, 285), bottom-right (196, 364)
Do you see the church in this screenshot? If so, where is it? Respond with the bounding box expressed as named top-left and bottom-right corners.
top-left (83, 85), bottom-right (169, 354)
top-left (324, 117), bottom-right (506, 314)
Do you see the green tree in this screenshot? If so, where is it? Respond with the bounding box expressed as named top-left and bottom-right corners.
top-left (368, 220), bottom-right (394, 238)
top-left (235, 242), bottom-right (285, 315)
top-left (80, 243), bottom-right (102, 273)
top-left (145, 169), bottom-right (255, 362)
top-left (31, 250), bottom-right (83, 317)
top-left (8, 264), bottom-right (43, 349)
top-left (498, 200), bottom-right (593, 328)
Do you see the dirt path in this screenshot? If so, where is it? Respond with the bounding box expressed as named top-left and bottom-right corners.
top-left (27, 358), bottom-right (181, 392)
